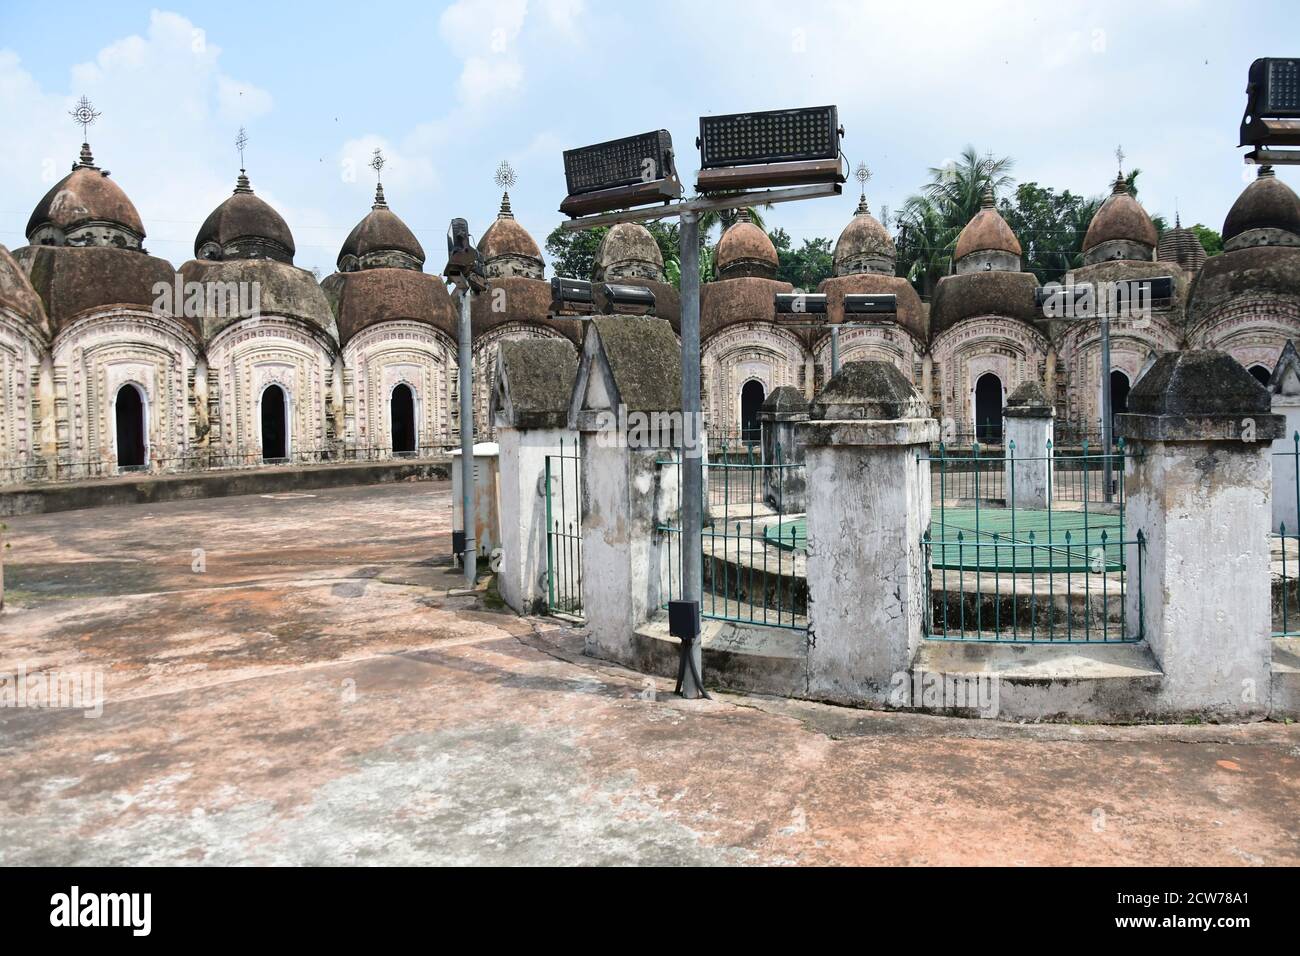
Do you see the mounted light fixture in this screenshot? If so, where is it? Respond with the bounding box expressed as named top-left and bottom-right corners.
top-left (843, 293), bottom-right (898, 316)
top-left (1241, 57), bottom-right (1300, 163)
top-left (599, 282), bottom-right (657, 316)
top-left (444, 218), bottom-right (486, 289)
top-left (774, 292), bottom-right (829, 316)
top-left (549, 277), bottom-right (595, 316)
top-left (560, 130), bottom-right (682, 217)
top-left (696, 105), bottom-right (847, 193)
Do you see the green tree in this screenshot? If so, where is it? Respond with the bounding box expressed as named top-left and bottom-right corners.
top-left (544, 221), bottom-right (680, 282)
top-left (1190, 223), bottom-right (1223, 257)
top-left (1001, 183), bottom-right (1101, 283)
top-left (770, 228), bottom-right (834, 290)
top-left (895, 146), bottom-right (1015, 297)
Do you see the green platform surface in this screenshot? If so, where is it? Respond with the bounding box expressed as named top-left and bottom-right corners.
top-left (764, 508), bottom-right (1127, 572)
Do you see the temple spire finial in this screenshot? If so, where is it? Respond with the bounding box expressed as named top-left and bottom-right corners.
top-left (234, 128), bottom-right (253, 193)
top-left (69, 94), bottom-right (100, 169)
top-left (369, 147), bottom-right (388, 208)
top-left (494, 160), bottom-right (517, 219)
top-left (981, 179), bottom-right (995, 209)
top-left (854, 161), bottom-right (871, 215)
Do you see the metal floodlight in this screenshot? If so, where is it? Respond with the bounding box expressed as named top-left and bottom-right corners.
top-left (842, 293), bottom-right (898, 316)
top-left (549, 277), bottom-right (595, 317)
top-left (444, 217), bottom-right (485, 288)
top-left (774, 292), bottom-right (828, 316)
top-left (1241, 58), bottom-right (1300, 161)
top-left (560, 130), bottom-right (682, 217)
top-left (696, 105), bottom-right (846, 193)
top-left (1140, 276), bottom-right (1175, 301)
top-left (600, 282), bottom-right (656, 316)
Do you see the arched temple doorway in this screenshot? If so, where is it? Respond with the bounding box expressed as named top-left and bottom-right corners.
top-left (1109, 370), bottom-right (1131, 443)
top-left (391, 383), bottom-right (417, 455)
top-left (261, 384), bottom-right (289, 461)
top-left (114, 383), bottom-right (147, 469)
top-left (974, 372), bottom-right (1003, 443)
top-left (740, 379), bottom-right (765, 445)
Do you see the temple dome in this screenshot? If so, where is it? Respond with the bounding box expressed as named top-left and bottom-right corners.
top-left (716, 214), bottom-right (777, 280)
top-left (595, 222), bottom-right (665, 282)
top-left (1222, 166), bottom-right (1300, 251)
top-left (0, 243), bottom-right (51, 342)
top-left (26, 144), bottom-right (145, 250)
top-left (833, 196), bottom-right (895, 277)
top-left (195, 170), bottom-right (296, 263)
top-left (954, 186), bottom-right (1021, 273)
top-left (479, 192), bottom-right (544, 279)
top-left (1082, 174), bottom-right (1157, 264)
top-left (338, 183), bottom-right (425, 272)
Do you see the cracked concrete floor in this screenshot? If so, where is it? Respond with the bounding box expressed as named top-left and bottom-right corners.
top-left (1, 480), bottom-right (1298, 865)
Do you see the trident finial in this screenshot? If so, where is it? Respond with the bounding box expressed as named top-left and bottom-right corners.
top-left (235, 127), bottom-right (249, 170)
top-left (1115, 144), bottom-right (1125, 175)
top-left (369, 147), bottom-right (386, 182)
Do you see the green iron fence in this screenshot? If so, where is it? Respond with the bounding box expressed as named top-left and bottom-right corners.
top-left (544, 438), bottom-right (583, 618)
top-left (926, 439), bottom-right (1127, 506)
top-left (922, 439), bottom-right (1144, 643)
top-left (658, 444), bottom-right (806, 631)
top-left (1272, 433), bottom-right (1299, 637)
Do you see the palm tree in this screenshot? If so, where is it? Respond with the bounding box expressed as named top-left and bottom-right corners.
top-left (894, 146), bottom-right (1015, 296)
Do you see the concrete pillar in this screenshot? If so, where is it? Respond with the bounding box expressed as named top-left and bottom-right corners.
top-left (759, 386), bottom-right (808, 513)
top-left (1003, 380), bottom-right (1054, 509)
top-left (1117, 350), bottom-right (1283, 718)
top-left (568, 317), bottom-right (683, 665)
top-left (1268, 340), bottom-right (1300, 535)
top-left (802, 361), bottom-right (938, 705)
top-left (489, 338), bottom-right (580, 615)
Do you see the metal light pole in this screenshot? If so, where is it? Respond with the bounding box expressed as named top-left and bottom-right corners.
top-left (678, 209), bottom-right (704, 698)
top-left (457, 284), bottom-right (476, 588)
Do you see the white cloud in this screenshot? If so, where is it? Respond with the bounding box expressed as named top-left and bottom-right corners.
top-left (0, 11), bottom-right (281, 265)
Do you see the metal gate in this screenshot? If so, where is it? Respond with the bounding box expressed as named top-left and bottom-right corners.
top-left (544, 438), bottom-right (583, 618)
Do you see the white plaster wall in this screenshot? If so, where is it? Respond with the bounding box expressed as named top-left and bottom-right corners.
top-left (1126, 441), bottom-right (1273, 716)
top-left (805, 439), bottom-right (932, 705)
top-left (496, 426), bottom-right (575, 614)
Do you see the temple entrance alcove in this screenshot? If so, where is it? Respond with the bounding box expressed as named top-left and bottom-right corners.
top-left (391, 382), bottom-right (417, 455)
top-left (740, 380), bottom-right (765, 445)
top-left (114, 383), bottom-right (147, 469)
top-left (974, 372), bottom-right (1003, 443)
top-left (261, 384), bottom-right (289, 462)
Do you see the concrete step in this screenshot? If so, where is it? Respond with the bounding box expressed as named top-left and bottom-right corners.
top-left (911, 639), bottom-right (1164, 720)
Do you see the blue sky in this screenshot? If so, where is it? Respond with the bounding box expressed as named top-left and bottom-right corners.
top-left (1, 0), bottom-right (1295, 277)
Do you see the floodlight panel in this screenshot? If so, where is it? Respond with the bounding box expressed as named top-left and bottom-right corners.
top-left (842, 293), bottom-right (898, 315)
top-left (563, 130), bottom-right (674, 195)
top-left (1263, 58), bottom-right (1300, 116)
top-left (699, 106), bottom-right (839, 169)
top-left (774, 292), bottom-right (828, 315)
